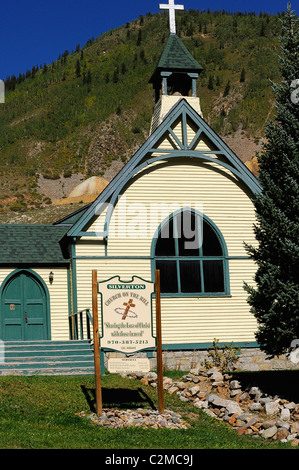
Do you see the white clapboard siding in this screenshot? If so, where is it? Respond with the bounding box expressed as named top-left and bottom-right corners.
top-left (75, 257), bottom-right (257, 344)
top-left (103, 159), bottom-right (257, 257)
top-left (149, 259), bottom-right (257, 345)
top-left (75, 239), bottom-right (106, 257)
top-left (86, 205), bottom-right (108, 233)
top-left (74, 113), bottom-right (259, 346)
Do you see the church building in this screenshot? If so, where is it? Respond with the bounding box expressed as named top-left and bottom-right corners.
top-left (0, 3), bottom-right (266, 373)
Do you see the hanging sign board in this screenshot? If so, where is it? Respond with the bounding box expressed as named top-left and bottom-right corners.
top-left (98, 276), bottom-right (155, 354)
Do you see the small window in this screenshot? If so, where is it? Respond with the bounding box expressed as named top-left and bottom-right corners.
top-left (154, 210), bottom-right (228, 296)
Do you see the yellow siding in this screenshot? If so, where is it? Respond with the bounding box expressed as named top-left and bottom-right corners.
top-left (75, 258), bottom-right (257, 344)
top-left (74, 121), bottom-right (259, 345)
top-left (104, 159), bottom-right (256, 258)
top-left (76, 240), bottom-right (106, 257)
top-left (86, 206), bottom-right (108, 233)
top-left (0, 268), bottom-right (69, 341)
top-left (153, 259), bottom-right (257, 344)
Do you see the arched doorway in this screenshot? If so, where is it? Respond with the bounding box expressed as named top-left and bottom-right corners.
top-left (0, 270), bottom-right (50, 341)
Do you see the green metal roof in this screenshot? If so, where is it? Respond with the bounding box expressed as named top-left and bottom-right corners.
top-left (150, 34), bottom-right (202, 82)
top-left (0, 224), bottom-right (70, 265)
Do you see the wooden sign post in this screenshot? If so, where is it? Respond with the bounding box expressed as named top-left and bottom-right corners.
top-left (94, 271), bottom-right (163, 415)
top-left (92, 270), bottom-right (102, 416)
top-left (155, 269), bottom-right (164, 414)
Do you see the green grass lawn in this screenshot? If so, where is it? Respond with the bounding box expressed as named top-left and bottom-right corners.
top-left (0, 373), bottom-right (295, 450)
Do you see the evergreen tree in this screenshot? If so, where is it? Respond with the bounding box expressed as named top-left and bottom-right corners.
top-left (75, 59), bottom-right (81, 78)
top-left (137, 29), bottom-right (142, 46)
top-left (240, 67), bottom-right (246, 83)
top-left (112, 68), bottom-right (119, 83)
top-left (86, 70), bottom-right (92, 84)
top-left (260, 21), bottom-right (266, 37)
top-left (223, 79), bottom-right (230, 97)
top-left (208, 75), bottom-right (214, 90)
top-left (244, 4), bottom-right (299, 357)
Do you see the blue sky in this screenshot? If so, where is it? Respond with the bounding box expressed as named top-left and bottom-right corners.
top-left (0, 0), bottom-right (293, 80)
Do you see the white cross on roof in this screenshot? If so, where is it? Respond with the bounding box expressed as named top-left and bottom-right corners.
top-left (159, 0), bottom-right (184, 35)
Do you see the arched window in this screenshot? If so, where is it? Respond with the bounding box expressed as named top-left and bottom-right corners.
top-left (153, 209), bottom-right (229, 296)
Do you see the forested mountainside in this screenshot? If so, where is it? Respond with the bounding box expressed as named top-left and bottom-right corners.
top-left (0, 9), bottom-right (283, 218)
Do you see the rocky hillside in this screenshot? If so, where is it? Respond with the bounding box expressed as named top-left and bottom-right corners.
top-left (0, 10), bottom-right (282, 220)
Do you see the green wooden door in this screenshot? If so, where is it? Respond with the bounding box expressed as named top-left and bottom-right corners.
top-left (1, 271), bottom-right (49, 341)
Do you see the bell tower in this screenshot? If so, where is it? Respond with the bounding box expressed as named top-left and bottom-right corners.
top-left (149, 1), bottom-right (203, 133)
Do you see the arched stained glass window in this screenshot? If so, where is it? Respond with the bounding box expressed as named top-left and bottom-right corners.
top-left (153, 209), bottom-right (229, 296)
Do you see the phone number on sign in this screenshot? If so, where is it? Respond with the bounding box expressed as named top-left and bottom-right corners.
top-left (107, 340), bottom-right (149, 345)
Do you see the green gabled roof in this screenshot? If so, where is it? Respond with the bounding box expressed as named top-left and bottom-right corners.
top-left (149, 34), bottom-right (202, 82)
top-left (0, 224), bottom-right (69, 266)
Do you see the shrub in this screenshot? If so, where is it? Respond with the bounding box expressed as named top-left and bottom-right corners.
top-left (202, 338), bottom-right (241, 371)
top-left (10, 202), bottom-right (27, 212)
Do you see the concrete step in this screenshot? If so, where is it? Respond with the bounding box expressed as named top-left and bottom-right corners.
top-left (0, 340), bottom-right (95, 376)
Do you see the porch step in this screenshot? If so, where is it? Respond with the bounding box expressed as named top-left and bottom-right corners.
top-left (0, 340), bottom-right (95, 376)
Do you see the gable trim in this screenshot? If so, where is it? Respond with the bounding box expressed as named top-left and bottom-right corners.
top-left (67, 99), bottom-right (261, 237)
top-left (101, 152), bottom-right (259, 240)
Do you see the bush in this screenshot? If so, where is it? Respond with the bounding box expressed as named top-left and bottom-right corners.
top-left (10, 202), bottom-right (27, 212)
top-left (63, 169), bottom-right (72, 178)
top-left (202, 338), bottom-right (241, 371)
top-left (42, 171), bottom-right (60, 180)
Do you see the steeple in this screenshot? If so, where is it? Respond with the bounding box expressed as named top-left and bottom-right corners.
top-left (149, 2), bottom-right (203, 133)
top-left (149, 34), bottom-right (203, 102)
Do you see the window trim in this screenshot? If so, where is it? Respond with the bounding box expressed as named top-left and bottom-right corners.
top-left (151, 208), bottom-right (230, 297)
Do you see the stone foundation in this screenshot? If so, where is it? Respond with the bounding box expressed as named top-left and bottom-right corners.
top-left (105, 348), bottom-right (299, 372)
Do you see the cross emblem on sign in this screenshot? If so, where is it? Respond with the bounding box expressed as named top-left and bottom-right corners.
top-left (122, 298), bottom-right (136, 320)
top-left (159, 0), bottom-right (184, 35)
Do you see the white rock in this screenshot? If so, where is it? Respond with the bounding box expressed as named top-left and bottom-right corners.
top-left (207, 394), bottom-right (228, 407)
top-left (179, 396), bottom-right (189, 402)
top-left (261, 426), bottom-right (277, 439)
top-left (284, 402), bottom-right (297, 410)
top-left (265, 400), bottom-right (280, 416)
top-left (175, 381), bottom-right (187, 390)
top-left (190, 367), bottom-right (201, 376)
top-left (189, 385), bottom-right (201, 396)
top-left (250, 402), bottom-right (262, 411)
top-left (194, 400), bottom-right (208, 409)
top-left (230, 389), bottom-right (241, 397)
top-left (290, 422), bottom-right (299, 433)
top-left (211, 371), bottom-right (224, 382)
top-left (146, 372), bottom-right (158, 381)
top-left (207, 367), bottom-right (220, 376)
top-left (226, 401), bottom-right (243, 416)
top-left (230, 380), bottom-right (242, 390)
top-left (280, 408), bottom-right (291, 421)
top-left (249, 386), bottom-right (262, 397)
